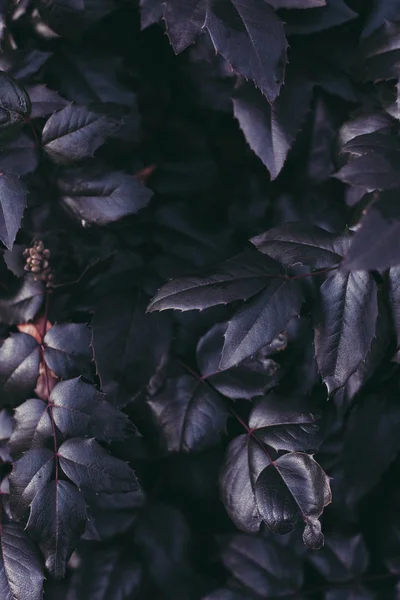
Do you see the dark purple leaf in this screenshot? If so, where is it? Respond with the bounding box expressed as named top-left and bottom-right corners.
top-left (42, 104), bottom-right (120, 165)
top-left (308, 533), bottom-right (369, 582)
top-left (255, 452), bottom-right (331, 548)
top-left (140, 0), bottom-right (163, 29)
top-left (362, 0), bottom-right (400, 38)
top-left (50, 377), bottom-right (130, 442)
top-left (9, 398), bottom-right (52, 457)
top-left (0, 71), bottom-right (31, 140)
top-left (148, 250), bottom-right (282, 312)
top-left (9, 447), bottom-right (54, 520)
top-left (58, 167), bottom-right (153, 226)
top-left (0, 133), bottom-right (39, 176)
top-left (43, 323), bottom-right (93, 379)
top-left (67, 544), bottom-right (142, 599)
top-left (205, 0), bottom-right (288, 103)
top-left (0, 332), bottom-right (40, 405)
top-left (389, 266), bottom-right (400, 348)
top-left (233, 74), bottom-right (314, 180)
top-left (27, 480), bottom-right (86, 579)
top-left (148, 374), bottom-right (228, 452)
top-left (285, 0), bottom-right (357, 35)
top-left (0, 524), bottom-right (44, 600)
top-left (343, 393), bottom-right (400, 503)
top-left (58, 437), bottom-right (139, 492)
top-left (270, 0), bottom-right (326, 6)
top-left (0, 174), bottom-right (27, 249)
top-left (314, 270), bottom-right (379, 394)
top-left (219, 533), bottom-right (304, 597)
top-left (342, 192), bottom-right (400, 271)
top-left (0, 278), bottom-right (44, 325)
top-left (164, 0), bottom-right (207, 54)
top-left (220, 278), bottom-right (302, 369)
top-left (251, 223), bottom-right (350, 269)
top-left (26, 84), bottom-right (69, 119)
top-left (38, 0), bottom-right (85, 39)
top-left (92, 291), bottom-right (172, 406)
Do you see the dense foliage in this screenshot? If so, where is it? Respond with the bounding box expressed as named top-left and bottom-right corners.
top-left (0, 0), bottom-right (400, 598)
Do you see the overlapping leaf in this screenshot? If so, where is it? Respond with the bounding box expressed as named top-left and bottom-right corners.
top-left (9, 447), bottom-right (54, 519)
top-left (0, 72), bottom-right (31, 141)
top-left (43, 324), bottom-right (93, 379)
top-left (0, 278), bottom-right (43, 325)
top-left (0, 174), bottom-right (27, 249)
top-left (0, 332), bottom-right (40, 405)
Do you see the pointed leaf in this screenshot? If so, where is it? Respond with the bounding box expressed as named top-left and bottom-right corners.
top-left (27, 84), bottom-right (69, 118)
top-left (363, 0), bottom-right (400, 38)
top-left (233, 74), bottom-right (314, 180)
top-left (0, 72), bottom-right (31, 140)
top-left (58, 167), bottom-right (153, 226)
top-left (148, 250), bottom-right (282, 312)
top-left (44, 323), bottom-right (93, 379)
top-left (314, 270), bottom-right (378, 394)
top-left (164, 0), bottom-right (207, 53)
top-left (9, 398), bottom-right (52, 457)
top-left (0, 278), bottom-right (44, 325)
top-left (9, 448), bottom-right (54, 520)
top-left (0, 524), bottom-right (44, 600)
top-left (220, 278), bottom-right (302, 369)
top-left (255, 452), bottom-right (331, 549)
top-left (341, 192), bottom-right (400, 271)
top-left (58, 437), bottom-right (139, 492)
top-left (140, 0), bottom-right (163, 29)
top-left (251, 223), bottom-right (350, 268)
top-left (42, 104), bottom-right (120, 165)
top-left (148, 374), bottom-right (228, 452)
top-left (50, 378), bottom-right (130, 442)
top-left (0, 174), bottom-right (27, 249)
top-left (27, 480), bottom-right (86, 579)
top-left (0, 332), bottom-right (40, 405)
top-left (205, 0), bottom-right (288, 103)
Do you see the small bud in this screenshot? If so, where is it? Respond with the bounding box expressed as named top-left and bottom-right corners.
top-left (31, 258), bottom-right (41, 267)
top-left (31, 266), bottom-right (41, 273)
top-left (42, 260), bottom-right (49, 269)
top-left (43, 249), bottom-right (50, 258)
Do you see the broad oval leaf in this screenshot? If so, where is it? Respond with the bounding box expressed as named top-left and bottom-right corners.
top-left (44, 323), bottom-right (93, 379)
top-left (50, 377), bottom-right (130, 442)
top-left (219, 533), bottom-right (304, 598)
top-left (27, 480), bottom-right (87, 579)
top-left (255, 452), bottom-right (331, 548)
top-left (0, 72), bottom-right (31, 140)
top-left (0, 332), bottom-right (40, 406)
top-left (205, 0), bottom-right (288, 103)
top-left (148, 250), bottom-right (282, 312)
top-left (251, 223), bottom-right (350, 268)
top-left (148, 374), bottom-right (228, 452)
top-left (58, 167), bottom-right (153, 226)
top-left (42, 104), bottom-right (120, 165)
top-left (9, 398), bottom-right (52, 458)
top-left (220, 278), bottom-right (302, 369)
top-left (0, 174), bottom-right (27, 249)
top-left (0, 524), bottom-right (44, 600)
top-left (314, 270), bottom-right (378, 394)
top-left (9, 448), bottom-right (54, 520)
top-left (58, 437), bottom-right (139, 493)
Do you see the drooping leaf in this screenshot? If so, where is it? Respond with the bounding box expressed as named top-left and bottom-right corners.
top-left (219, 533), bottom-right (304, 598)
top-left (50, 377), bottom-right (130, 442)
top-left (58, 167), bottom-right (153, 226)
top-left (308, 533), bottom-right (369, 582)
top-left (148, 374), bottom-right (228, 452)
top-left (26, 84), bottom-right (69, 118)
top-left (67, 544), bottom-right (142, 600)
top-left (343, 392), bottom-right (400, 503)
top-left (233, 73), bottom-right (314, 180)
top-left (205, 0), bottom-right (288, 103)
top-left (314, 270), bottom-right (379, 394)
top-left (0, 132), bottom-right (39, 176)
top-left (0, 524), bottom-right (44, 600)
top-left (92, 291), bottom-right (172, 406)
top-left (196, 321), bottom-right (283, 400)
top-left (58, 437), bottom-right (139, 492)
top-left (147, 250), bottom-right (282, 312)
top-left (0, 71), bottom-right (31, 141)
top-left (27, 480), bottom-right (87, 579)
top-left (251, 223), bottom-right (350, 268)
top-left (9, 398), bottom-right (52, 457)
top-left (43, 323), bottom-right (93, 379)
top-left (0, 332), bottom-right (40, 405)
top-left (42, 103), bottom-right (120, 165)
top-left (219, 434), bottom-right (270, 534)
top-left (0, 174), bottom-right (27, 249)
top-left (9, 447), bottom-right (55, 519)
top-left (164, 0), bottom-right (207, 54)
top-left (0, 278), bottom-right (44, 325)
top-left (255, 452), bottom-right (331, 548)
top-left (341, 192), bottom-right (400, 271)
top-left (220, 278), bottom-right (302, 369)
